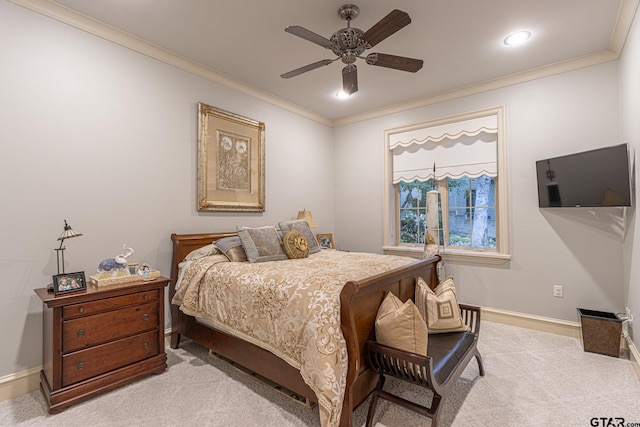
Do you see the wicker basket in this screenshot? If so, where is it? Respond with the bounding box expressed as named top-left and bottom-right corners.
top-left (577, 308), bottom-right (622, 358)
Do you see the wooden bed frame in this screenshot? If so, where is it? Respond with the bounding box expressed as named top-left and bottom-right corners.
top-left (169, 232), bottom-right (440, 427)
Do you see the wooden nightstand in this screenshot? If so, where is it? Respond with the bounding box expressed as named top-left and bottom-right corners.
top-left (34, 277), bottom-right (170, 413)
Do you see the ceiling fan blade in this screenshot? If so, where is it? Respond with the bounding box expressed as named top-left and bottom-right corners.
top-left (284, 26), bottom-right (334, 48)
top-left (361, 9), bottom-right (411, 48)
top-left (366, 53), bottom-right (423, 72)
top-left (342, 64), bottom-right (358, 95)
top-left (280, 59), bottom-right (333, 79)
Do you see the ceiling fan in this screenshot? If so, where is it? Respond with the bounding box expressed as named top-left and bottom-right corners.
top-left (280, 4), bottom-right (424, 95)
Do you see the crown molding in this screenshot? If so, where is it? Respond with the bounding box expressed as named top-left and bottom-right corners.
top-left (10, 0), bottom-right (639, 128)
top-left (611, 0), bottom-right (640, 55)
top-left (334, 49), bottom-right (620, 127)
top-left (8, 0), bottom-right (333, 127)
top-left (335, 0), bottom-right (639, 126)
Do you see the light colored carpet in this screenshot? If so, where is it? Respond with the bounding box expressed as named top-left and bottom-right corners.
top-left (1, 321), bottom-right (639, 426)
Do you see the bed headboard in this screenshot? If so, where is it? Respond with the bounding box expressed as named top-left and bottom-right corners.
top-left (169, 232), bottom-right (236, 296)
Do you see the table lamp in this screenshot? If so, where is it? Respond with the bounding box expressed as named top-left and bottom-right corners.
top-left (296, 209), bottom-right (318, 228)
top-left (55, 219), bottom-right (83, 274)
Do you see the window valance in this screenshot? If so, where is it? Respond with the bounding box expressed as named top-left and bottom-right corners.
top-left (391, 115), bottom-right (498, 184)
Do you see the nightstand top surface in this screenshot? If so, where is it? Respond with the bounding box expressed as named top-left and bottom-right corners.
top-left (35, 276), bottom-right (170, 307)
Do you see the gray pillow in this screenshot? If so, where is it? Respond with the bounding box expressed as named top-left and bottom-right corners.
top-left (213, 236), bottom-right (248, 262)
top-left (278, 219), bottom-right (320, 254)
top-left (236, 226), bottom-right (288, 263)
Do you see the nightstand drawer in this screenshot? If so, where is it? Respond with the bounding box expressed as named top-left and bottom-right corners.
top-left (62, 329), bottom-right (159, 387)
top-left (63, 302), bottom-right (158, 353)
top-left (62, 290), bottom-right (158, 319)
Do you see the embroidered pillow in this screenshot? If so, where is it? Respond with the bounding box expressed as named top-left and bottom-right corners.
top-left (415, 276), bottom-right (470, 334)
top-left (278, 219), bottom-right (321, 254)
top-left (236, 225), bottom-right (288, 263)
top-left (375, 292), bottom-right (428, 356)
top-left (282, 230), bottom-right (309, 259)
top-left (213, 236), bottom-right (248, 262)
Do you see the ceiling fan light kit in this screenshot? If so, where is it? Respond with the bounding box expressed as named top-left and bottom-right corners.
top-left (281, 4), bottom-right (423, 95)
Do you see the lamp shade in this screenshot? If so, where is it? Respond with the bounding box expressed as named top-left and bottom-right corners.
top-left (296, 209), bottom-right (318, 228)
top-left (58, 220), bottom-right (82, 241)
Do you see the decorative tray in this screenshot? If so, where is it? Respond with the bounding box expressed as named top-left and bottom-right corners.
top-left (90, 270), bottom-right (161, 287)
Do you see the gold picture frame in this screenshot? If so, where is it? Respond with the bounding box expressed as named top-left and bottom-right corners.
top-left (197, 102), bottom-right (265, 212)
top-left (316, 233), bottom-right (335, 249)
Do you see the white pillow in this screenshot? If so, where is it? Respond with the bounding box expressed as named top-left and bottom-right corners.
top-left (184, 243), bottom-right (219, 261)
top-left (415, 276), bottom-right (470, 334)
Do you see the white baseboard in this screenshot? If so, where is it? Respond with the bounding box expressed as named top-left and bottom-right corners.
top-left (1, 317), bottom-right (637, 405)
top-left (624, 331), bottom-right (640, 378)
top-left (481, 306), bottom-right (582, 338)
top-left (482, 306), bottom-right (640, 380)
top-left (0, 366), bottom-right (40, 403)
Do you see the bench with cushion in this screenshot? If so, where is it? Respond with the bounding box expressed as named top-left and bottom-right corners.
top-left (365, 303), bottom-right (484, 427)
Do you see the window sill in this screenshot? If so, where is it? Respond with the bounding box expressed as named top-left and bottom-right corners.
top-left (382, 246), bottom-right (511, 265)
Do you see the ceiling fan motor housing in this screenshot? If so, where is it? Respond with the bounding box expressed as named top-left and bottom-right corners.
top-left (330, 28), bottom-right (367, 61)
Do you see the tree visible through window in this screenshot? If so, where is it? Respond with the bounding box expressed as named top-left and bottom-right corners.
top-left (386, 107), bottom-right (508, 261)
top-left (398, 175), bottom-right (496, 251)
top-left (399, 180), bottom-right (434, 245)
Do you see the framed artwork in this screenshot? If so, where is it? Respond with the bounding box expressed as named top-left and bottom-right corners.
top-left (53, 271), bottom-right (87, 295)
top-left (316, 233), bottom-right (335, 249)
top-left (197, 102), bottom-right (265, 212)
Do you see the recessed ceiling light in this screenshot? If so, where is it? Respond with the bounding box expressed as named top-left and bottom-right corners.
top-left (335, 91), bottom-right (351, 99)
top-left (504, 30), bottom-right (532, 46)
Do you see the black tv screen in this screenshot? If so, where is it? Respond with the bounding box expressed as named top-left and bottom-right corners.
top-left (536, 144), bottom-right (632, 208)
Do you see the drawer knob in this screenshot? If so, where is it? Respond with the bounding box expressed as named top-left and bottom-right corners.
top-left (143, 295), bottom-right (148, 300)
top-left (78, 307), bottom-right (84, 313)
top-left (77, 329), bottom-right (85, 337)
top-left (77, 362), bottom-right (85, 371)
top-left (142, 314), bottom-right (149, 321)
top-left (143, 342), bottom-right (149, 350)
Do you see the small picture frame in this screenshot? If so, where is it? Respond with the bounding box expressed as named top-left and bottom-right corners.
top-left (137, 263), bottom-right (151, 275)
top-left (316, 233), bottom-right (334, 249)
top-left (53, 271), bottom-right (87, 295)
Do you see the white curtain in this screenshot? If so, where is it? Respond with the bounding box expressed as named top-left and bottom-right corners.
top-left (391, 115), bottom-right (498, 184)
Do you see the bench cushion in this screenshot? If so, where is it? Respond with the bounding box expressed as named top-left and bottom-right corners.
top-left (428, 331), bottom-right (475, 384)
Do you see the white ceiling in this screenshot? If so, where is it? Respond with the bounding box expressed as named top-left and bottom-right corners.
top-left (17, 0), bottom-right (638, 124)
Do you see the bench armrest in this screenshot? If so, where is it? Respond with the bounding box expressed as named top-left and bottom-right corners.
top-left (459, 303), bottom-right (481, 335)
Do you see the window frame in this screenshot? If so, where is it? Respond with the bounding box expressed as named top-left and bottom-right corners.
top-left (382, 106), bottom-right (510, 264)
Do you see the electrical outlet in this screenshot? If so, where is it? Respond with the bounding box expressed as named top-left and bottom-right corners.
top-left (553, 285), bottom-right (563, 298)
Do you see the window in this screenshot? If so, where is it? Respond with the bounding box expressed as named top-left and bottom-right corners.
top-left (400, 176), bottom-right (496, 250)
top-left (384, 107), bottom-right (510, 263)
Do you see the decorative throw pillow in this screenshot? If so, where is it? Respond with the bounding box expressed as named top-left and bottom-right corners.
top-left (375, 292), bottom-right (428, 356)
top-left (278, 219), bottom-right (321, 254)
top-left (184, 243), bottom-right (219, 261)
top-left (415, 276), bottom-right (470, 334)
top-left (213, 236), bottom-right (248, 262)
top-left (282, 230), bottom-right (309, 259)
top-left (236, 225), bottom-right (288, 263)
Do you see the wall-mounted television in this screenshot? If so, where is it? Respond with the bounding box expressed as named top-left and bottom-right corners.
top-left (535, 143), bottom-right (632, 208)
